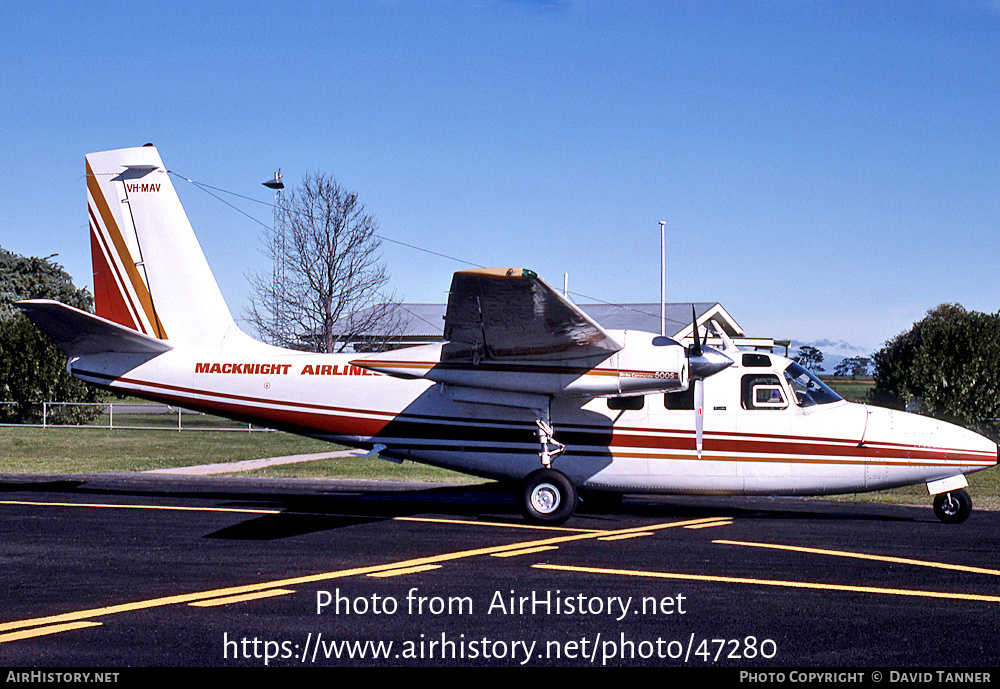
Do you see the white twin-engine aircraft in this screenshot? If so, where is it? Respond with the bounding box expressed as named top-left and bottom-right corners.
top-left (19, 146), bottom-right (998, 525)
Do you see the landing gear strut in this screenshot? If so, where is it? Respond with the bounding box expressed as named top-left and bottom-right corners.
top-left (535, 419), bottom-right (565, 468)
top-left (520, 411), bottom-right (575, 524)
top-left (933, 489), bottom-right (972, 524)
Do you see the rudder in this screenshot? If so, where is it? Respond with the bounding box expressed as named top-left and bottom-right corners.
top-left (86, 145), bottom-right (238, 347)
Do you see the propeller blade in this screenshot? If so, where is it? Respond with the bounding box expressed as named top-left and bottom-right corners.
top-left (685, 305), bottom-right (732, 459)
top-left (689, 305), bottom-right (702, 358)
top-left (694, 378), bottom-right (704, 458)
top-left (688, 304), bottom-right (732, 378)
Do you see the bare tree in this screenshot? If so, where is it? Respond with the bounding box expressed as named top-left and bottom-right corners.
top-left (246, 172), bottom-right (407, 353)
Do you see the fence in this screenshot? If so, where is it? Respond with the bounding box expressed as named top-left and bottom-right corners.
top-left (0, 401), bottom-right (271, 432)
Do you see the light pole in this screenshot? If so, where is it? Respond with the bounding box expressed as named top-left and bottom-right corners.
top-left (262, 170), bottom-right (284, 343)
top-left (659, 221), bottom-right (666, 337)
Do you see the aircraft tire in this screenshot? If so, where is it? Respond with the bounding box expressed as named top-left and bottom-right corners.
top-left (521, 469), bottom-right (577, 525)
top-left (933, 489), bottom-right (972, 524)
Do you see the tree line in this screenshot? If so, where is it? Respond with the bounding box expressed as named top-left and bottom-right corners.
top-left (0, 249), bottom-right (104, 423)
top-left (792, 345), bottom-right (871, 378)
top-left (796, 306), bottom-right (1000, 436)
top-left (872, 304), bottom-right (1000, 431)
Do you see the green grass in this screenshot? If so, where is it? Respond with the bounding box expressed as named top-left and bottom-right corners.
top-left (0, 426), bottom-right (467, 481)
top-left (0, 426), bottom-right (333, 472)
top-left (823, 376), bottom-right (875, 403)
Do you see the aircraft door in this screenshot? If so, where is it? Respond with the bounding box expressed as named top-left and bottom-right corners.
top-left (736, 371), bottom-right (793, 491)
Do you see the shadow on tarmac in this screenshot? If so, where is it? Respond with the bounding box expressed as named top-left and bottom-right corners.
top-left (0, 473), bottom-right (923, 541)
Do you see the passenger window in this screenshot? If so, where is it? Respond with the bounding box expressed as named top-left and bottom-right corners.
top-left (608, 396), bottom-right (645, 411)
top-left (742, 353), bottom-right (771, 368)
top-left (741, 374), bottom-right (787, 410)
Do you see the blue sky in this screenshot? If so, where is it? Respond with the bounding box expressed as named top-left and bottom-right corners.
top-left (2, 1), bottom-right (998, 357)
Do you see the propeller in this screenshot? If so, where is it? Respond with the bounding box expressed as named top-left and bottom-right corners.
top-left (686, 305), bottom-right (734, 458)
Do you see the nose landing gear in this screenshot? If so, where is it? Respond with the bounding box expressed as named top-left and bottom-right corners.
top-left (933, 489), bottom-right (972, 524)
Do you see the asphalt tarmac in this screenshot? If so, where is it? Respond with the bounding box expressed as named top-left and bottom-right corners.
top-left (1, 472), bottom-right (998, 668)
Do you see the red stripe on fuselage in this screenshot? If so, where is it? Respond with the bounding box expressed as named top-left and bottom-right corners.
top-left (76, 369), bottom-right (995, 469)
top-left (608, 427), bottom-right (988, 464)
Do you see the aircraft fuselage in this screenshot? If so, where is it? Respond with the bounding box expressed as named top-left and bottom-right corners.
top-left (68, 336), bottom-right (996, 498)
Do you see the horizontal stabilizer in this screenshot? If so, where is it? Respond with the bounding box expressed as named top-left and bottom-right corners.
top-left (17, 299), bottom-right (174, 357)
top-left (444, 268), bottom-right (622, 361)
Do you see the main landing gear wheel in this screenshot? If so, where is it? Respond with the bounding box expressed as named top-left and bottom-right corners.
top-left (521, 469), bottom-right (577, 525)
top-left (933, 489), bottom-right (972, 524)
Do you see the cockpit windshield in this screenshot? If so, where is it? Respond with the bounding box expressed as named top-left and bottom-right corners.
top-left (782, 362), bottom-right (843, 407)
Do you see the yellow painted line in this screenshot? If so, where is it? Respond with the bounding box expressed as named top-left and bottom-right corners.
top-left (189, 589), bottom-right (296, 607)
top-left (0, 500), bottom-right (281, 516)
top-left (367, 565), bottom-right (442, 578)
top-left (396, 516), bottom-right (601, 533)
top-left (1, 502), bottom-right (608, 530)
top-left (0, 515), bottom-right (724, 637)
top-left (685, 520), bottom-right (733, 530)
top-left (0, 581), bottom-right (310, 637)
top-left (533, 564), bottom-right (1000, 604)
top-left (0, 621), bottom-right (102, 643)
top-left (599, 532), bottom-right (654, 541)
top-left (714, 539), bottom-right (1000, 577)
top-left (491, 546), bottom-right (560, 557)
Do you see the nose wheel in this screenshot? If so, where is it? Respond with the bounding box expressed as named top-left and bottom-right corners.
top-left (933, 489), bottom-right (972, 524)
top-left (521, 469), bottom-right (577, 525)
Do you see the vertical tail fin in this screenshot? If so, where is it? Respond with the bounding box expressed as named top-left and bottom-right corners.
top-left (86, 145), bottom-right (238, 347)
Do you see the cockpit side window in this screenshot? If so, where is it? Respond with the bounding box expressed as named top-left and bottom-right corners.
top-left (782, 362), bottom-right (843, 407)
top-left (741, 374), bottom-right (786, 410)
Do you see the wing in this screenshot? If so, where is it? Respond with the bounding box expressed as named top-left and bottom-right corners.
top-left (442, 268), bottom-right (622, 361)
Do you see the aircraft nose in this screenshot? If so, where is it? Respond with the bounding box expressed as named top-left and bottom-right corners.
top-left (689, 345), bottom-right (733, 380)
